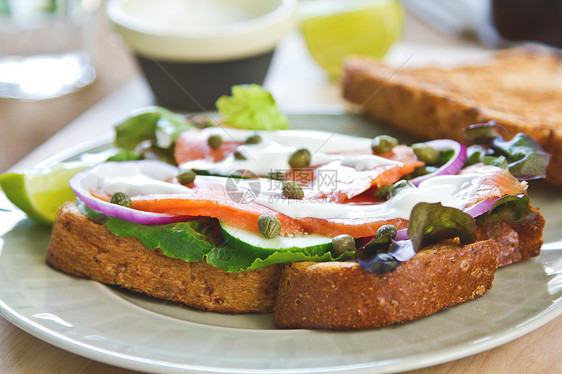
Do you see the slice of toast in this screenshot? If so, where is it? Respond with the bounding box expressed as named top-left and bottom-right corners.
top-left (342, 47), bottom-right (562, 186)
top-left (46, 202), bottom-right (544, 328)
top-left (46, 202), bottom-right (282, 313)
top-left (274, 239), bottom-right (498, 329)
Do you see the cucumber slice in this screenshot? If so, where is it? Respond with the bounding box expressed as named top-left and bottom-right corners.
top-left (221, 223), bottom-right (332, 255)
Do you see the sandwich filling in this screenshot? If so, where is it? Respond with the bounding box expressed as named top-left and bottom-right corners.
top-left (71, 121), bottom-right (539, 274)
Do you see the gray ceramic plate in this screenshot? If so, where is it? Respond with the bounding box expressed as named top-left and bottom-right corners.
top-left (0, 114), bottom-right (560, 374)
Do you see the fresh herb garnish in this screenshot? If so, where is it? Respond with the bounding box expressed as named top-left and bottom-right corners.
top-left (476, 194), bottom-right (538, 225)
top-left (464, 121), bottom-right (550, 179)
top-left (408, 202), bottom-right (476, 252)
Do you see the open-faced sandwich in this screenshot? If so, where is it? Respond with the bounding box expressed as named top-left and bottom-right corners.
top-left (15, 86), bottom-right (550, 329)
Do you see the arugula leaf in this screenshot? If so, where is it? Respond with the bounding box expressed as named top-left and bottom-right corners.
top-left (408, 202), bottom-right (476, 251)
top-left (216, 84), bottom-right (289, 130)
top-left (114, 106), bottom-right (191, 151)
top-left (476, 194), bottom-right (538, 225)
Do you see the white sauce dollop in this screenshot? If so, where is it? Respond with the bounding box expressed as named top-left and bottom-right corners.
top-left (180, 127), bottom-right (399, 176)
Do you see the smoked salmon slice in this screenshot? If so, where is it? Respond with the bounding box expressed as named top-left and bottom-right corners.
top-left (175, 128), bottom-right (242, 164)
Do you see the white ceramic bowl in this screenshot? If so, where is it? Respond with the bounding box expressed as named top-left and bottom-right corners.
top-left (107, 0), bottom-right (297, 110)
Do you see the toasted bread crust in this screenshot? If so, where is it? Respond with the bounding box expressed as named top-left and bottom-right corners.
top-left (46, 202), bottom-right (282, 313)
top-left (342, 47), bottom-right (562, 186)
top-left (274, 240), bottom-right (499, 329)
top-left (477, 210), bottom-right (545, 267)
top-left (46, 202), bottom-right (544, 328)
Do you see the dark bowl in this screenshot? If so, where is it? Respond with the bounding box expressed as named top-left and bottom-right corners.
top-left (135, 50), bottom-right (274, 111)
top-left (108, 0), bottom-right (296, 111)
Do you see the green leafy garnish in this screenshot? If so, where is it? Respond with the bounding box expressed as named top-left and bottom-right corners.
top-left (408, 202), bottom-right (476, 251)
top-left (114, 106), bottom-right (192, 151)
top-left (464, 122), bottom-right (504, 143)
top-left (476, 194), bottom-right (538, 225)
top-left (464, 122), bottom-right (550, 179)
top-left (207, 246), bottom-right (345, 273)
top-left (493, 134), bottom-right (550, 179)
top-left (80, 203), bottom-right (217, 262)
top-left (465, 145), bottom-right (488, 166)
top-left (483, 155), bottom-right (508, 169)
top-left (216, 84), bottom-right (289, 130)
top-left (80, 203), bottom-right (347, 273)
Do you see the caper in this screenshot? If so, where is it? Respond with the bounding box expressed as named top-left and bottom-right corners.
top-left (282, 181), bottom-right (304, 199)
top-left (371, 135), bottom-right (398, 154)
top-left (177, 169), bottom-right (196, 186)
top-left (412, 143), bottom-right (440, 165)
top-left (376, 225), bottom-right (397, 240)
top-left (390, 180), bottom-right (414, 197)
top-left (331, 234), bottom-right (356, 257)
top-left (207, 134), bottom-right (223, 149)
top-left (267, 170), bottom-right (286, 181)
top-left (245, 134), bottom-right (262, 145)
top-left (257, 214), bottom-right (281, 239)
top-left (288, 148), bottom-right (311, 168)
top-left (109, 191), bottom-right (132, 208)
top-left (233, 149), bottom-right (247, 160)
top-left (374, 184), bottom-right (393, 200)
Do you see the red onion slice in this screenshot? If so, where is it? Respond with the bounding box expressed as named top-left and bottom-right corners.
top-left (410, 140), bottom-right (467, 186)
top-left (69, 160), bottom-right (191, 225)
top-left (463, 196), bottom-right (501, 218)
top-left (394, 229), bottom-right (409, 241)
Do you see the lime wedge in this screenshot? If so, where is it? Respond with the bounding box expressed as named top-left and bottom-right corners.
top-left (0, 161), bottom-right (91, 224)
top-left (300, 0), bottom-right (404, 78)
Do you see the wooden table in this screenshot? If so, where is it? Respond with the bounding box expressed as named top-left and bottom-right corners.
top-left (0, 5), bottom-right (560, 374)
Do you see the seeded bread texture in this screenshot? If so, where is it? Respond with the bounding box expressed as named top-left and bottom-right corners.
top-left (46, 202), bottom-right (282, 313)
top-left (47, 202), bottom-right (544, 328)
top-left (342, 47), bottom-right (562, 186)
top-left (274, 239), bottom-right (499, 329)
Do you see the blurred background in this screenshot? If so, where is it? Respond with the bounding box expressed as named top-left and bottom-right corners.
top-left (1, 0), bottom-right (560, 173)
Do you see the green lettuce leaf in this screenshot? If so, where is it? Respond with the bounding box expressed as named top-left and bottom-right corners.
top-left (79, 202), bottom-right (348, 272)
top-left (408, 202), bottom-right (476, 251)
top-left (215, 84), bottom-right (289, 130)
top-left (79, 203), bottom-right (217, 262)
top-left (106, 218), bottom-right (220, 262)
top-left (207, 246), bottom-right (348, 273)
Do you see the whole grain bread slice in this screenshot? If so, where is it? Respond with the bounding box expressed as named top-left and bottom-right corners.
top-left (274, 239), bottom-right (498, 329)
top-left (46, 202), bottom-right (282, 313)
top-left (342, 47), bottom-right (562, 186)
top-left (46, 201), bottom-right (544, 328)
